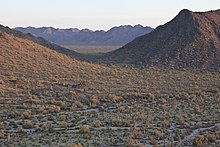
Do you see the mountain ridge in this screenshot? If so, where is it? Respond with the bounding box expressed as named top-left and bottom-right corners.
top-left (0, 24), bottom-right (79, 58)
top-left (15, 25), bottom-right (153, 45)
top-left (103, 9), bottom-right (220, 70)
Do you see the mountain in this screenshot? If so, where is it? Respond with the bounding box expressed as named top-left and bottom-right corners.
top-left (104, 9), bottom-right (220, 70)
top-left (15, 25), bottom-right (153, 45)
top-left (0, 24), bottom-right (79, 58)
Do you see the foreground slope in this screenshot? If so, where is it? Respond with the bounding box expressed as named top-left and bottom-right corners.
top-left (105, 9), bottom-right (220, 70)
top-left (0, 33), bottom-right (103, 77)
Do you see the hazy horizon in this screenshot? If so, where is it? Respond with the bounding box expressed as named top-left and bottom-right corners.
top-left (0, 0), bottom-right (220, 31)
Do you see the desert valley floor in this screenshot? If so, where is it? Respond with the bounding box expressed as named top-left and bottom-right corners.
top-left (1, 63), bottom-right (220, 146)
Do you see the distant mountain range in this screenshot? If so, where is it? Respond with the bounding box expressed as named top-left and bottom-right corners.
top-left (15, 25), bottom-right (153, 45)
top-left (104, 9), bottom-right (220, 70)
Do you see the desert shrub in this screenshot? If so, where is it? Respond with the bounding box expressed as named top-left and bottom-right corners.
top-left (62, 120), bottom-right (68, 129)
top-left (77, 88), bottom-right (85, 93)
top-left (79, 125), bottom-right (90, 134)
top-left (117, 105), bottom-right (126, 113)
top-left (132, 130), bottom-right (143, 139)
top-left (161, 98), bottom-right (167, 104)
top-left (140, 112), bottom-right (145, 122)
top-left (23, 120), bottom-right (34, 129)
top-left (0, 79), bottom-right (4, 84)
top-left (172, 99), bottom-right (178, 109)
top-left (41, 123), bottom-right (48, 130)
top-left (177, 115), bottom-right (185, 125)
top-left (38, 106), bottom-right (45, 113)
top-left (0, 130), bottom-right (3, 138)
top-left (108, 94), bottom-right (120, 102)
top-left (74, 101), bottom-right (84, 108)
top-left (162, 119), bottom-right (170, 128)
top-left (0, 122), bottom-right (3, 129)
top-left (22, 110), bottom-right (32, 118)
top-left (162, 104), bottom-right (168, 111)
top-left (127, 139), bottom-right (135, 147)
top-left (15, 78), bottom-right (29, 89)
top-left (70, 103), bottom-right (77, 111)
top-left (136, 143), bottom-right (144, 147)
top-left (54, 106), bottom-right (61, 113)
top-left (69, 91), bottom-right (77, 96)
top-left (112, 119), bottom-right (130, 127)
top-left (149, 137), bottom-right (158, 145)
top-left (17, 126), bottom-right (25, 133)
top-left (0, 91), bottom-right (4, 97)
top-left (90, 95), bottom-right (99, 105)
top-left (206, 134), bottom-right (216, 142)
top-left (59, 115), bottom-right (66, 121)
top-left (96, 90), bottom-right (101, 94)
top-left (154, 130), bottom-right (164, 139)
top-left (194, 135), bottom-right (205, 147)
top-left (195, 105), bottom-right (201, 113)
top-left (56, 100), bottom-right (65, 107)
top-left (70, 144), bottom-right (83, 147)
top-left (217, 96), bottom-right (220, 104)
top-left (146, 113), bottom-right (153, 124)
top-left (147, 93), bottom-right (155, 101)
top-left (18, 103), bottom-right (28, 109)
top-left (8, 75), bottom-right (16, 81)
top-left (93, 120), bottom-right (101, 127)
top-left (216, 131), bottom-right (220, 139)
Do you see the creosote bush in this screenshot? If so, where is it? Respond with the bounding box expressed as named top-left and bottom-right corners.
top-left (18, 103), bottom-right (28, 109)
top-left (23, 120), bottom-right (34, 129)
top-left (206, 134), bottom-right (216, 142)
top-left (79, 125), bottom-right (90, 134)
top-left (90, 95), bottom-right (99, 105)
top-left (194, 135), bottom-right (205, 147)
top-left (93, 120), bottom-right (101, 127)
top-left (162, 119), bottom-right (170, 128)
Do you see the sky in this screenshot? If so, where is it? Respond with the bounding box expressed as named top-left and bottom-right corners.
top-left (0, 0), bottom-right (220, 30)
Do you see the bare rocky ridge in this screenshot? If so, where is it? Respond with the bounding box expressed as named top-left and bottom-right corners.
top-left (104, 9), bottom-right (220, 70)
top-left (15, 25), bottom-right (153, 45)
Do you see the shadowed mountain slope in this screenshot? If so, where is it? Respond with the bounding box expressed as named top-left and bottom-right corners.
top-left (104, 9), bottom-right (220, 70)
